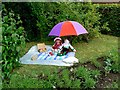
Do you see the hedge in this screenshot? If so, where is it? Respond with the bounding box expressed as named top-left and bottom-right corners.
top-left (95, 4), bottom-right (120, 37)
top-left (3, 2), bottom-right (103, 42)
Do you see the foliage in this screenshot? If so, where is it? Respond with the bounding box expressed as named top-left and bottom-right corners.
top-left (103, 48), bottom-right (119, 74)
top-left (3, 3), bottom-right (39, 41)
top-left (70, 3), bottom-right (101, 39)
top-left (74, 66), bottom-right (99, 88)
top-left (95, 4), bottom-right (120, 37)
top-left (30, 2), bottom-right (102, 42)
top-left (83, 77), bottom-right (96, 88)
top-left (43, 66), bottom-right (100, 89)
top-left (104, 58), bottom-right (113, 73)
top-left (3, 3), bottom-right (119, 43)
top-left (2, 5), bottom-right (25, 81)
top-left (104, 57), bottom-right (119, 73)
top-left (0, 13), bottom-right (2, 90)
top-left (3, 2), bottom-right (104, 42)
top-left (106, 81), bottom-right (118, 88)
top-left (110, 82), bottom-right (118, 88)
top-left (13, 66), bottom-right (99, 89)
top-left (90, 70), bottom-right (101, 79)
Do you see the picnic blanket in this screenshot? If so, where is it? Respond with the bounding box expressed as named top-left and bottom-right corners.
top-left (19, 45), bottom-right (77, 66)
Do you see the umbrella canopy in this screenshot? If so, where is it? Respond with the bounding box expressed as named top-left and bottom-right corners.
top-left (49, 21), bottom-right (88, 37)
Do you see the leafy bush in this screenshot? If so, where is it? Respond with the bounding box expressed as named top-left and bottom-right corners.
top-left (4, 3), bottom-right (118, 42)
top-left (104, 57), bottom-right (119, 73)
top-left (104, 58), bottom-right (113, 73)
top-left (2, 5), bottom-right (25, 81)
top-left (4, 2), bottom-right (104, 42)
top-left (3, 3), bottom-right (39, 41)
top-left (31, 2), bottom-right (102, 42)
top-left (76, 66), bottom-right (90, 79)
top-left (101, 48), bottom-right (119, 73)
top-left (84, 77), bottom-right (96, 88)
top-left (74, 66), bottom-right (98, 88)
top-left (90, 70), bottom-right (101, 79)
top-left (95, 4), bottom-right (120, 37)
top-left (70, 79), bottom-right (81, 88)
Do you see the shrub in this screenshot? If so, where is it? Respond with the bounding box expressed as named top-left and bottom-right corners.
top-left (76, 66), bottom-right (90, 79)
top-left (102, 48), bottom-right (119, 73)
top-left (70, 79), bottom-right (81, 88)
top-left (95, 4), bottom-right (120, 37)
top-left (4, 2), bottom-right (103, 42)
top-left (84, 77), bottom-right (96, 88)
top-left (3, 2), bottom-right (39, 41)
top-left (104, 57), bottom-right (119, 73)
top-left (104, 58), bottom-right (112, 73)
top-left (2, 5), bottom-right (25, 81)
top-left (90, 69), bottom-right (101, 79)
top-left (74, 66), bottom-right (99, 88)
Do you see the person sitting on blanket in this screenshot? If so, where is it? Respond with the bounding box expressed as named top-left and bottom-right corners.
top-left (49, 37), bottom-right (62, 56)
top-left (57, 39), bottom-right (76, 56)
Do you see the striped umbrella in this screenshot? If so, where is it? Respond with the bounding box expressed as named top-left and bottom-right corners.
top-left (48, 21), bottom-right (88, 37)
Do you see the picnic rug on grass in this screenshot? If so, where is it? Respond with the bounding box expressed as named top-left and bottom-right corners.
top-left (19, 45), bottom-right (77, 66)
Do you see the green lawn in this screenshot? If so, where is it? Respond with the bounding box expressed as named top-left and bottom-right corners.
top-left (3, 34), bottom-right (118, 88)
top-left (75, 35), bottom-right (118, 65)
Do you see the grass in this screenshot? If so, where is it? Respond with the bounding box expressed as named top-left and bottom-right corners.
top-left (75, 35), bottom-right (118, 64)
top-left (2, 34), bottom-right (118, 88)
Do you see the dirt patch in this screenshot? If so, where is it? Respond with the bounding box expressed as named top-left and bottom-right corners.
top-left (82, 61), bottom-right (97, 70)
top-left (96, 73), bottom-right (119, 88)
top-left (97, 57), bottom-right (105, 66)
top-left (70, 61), bottom-right (97, 70)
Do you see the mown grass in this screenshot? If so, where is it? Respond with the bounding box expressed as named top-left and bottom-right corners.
top-left (3, 34), bottom-right (118, 88)
top-left (75, 35), bottom-right (118, 65)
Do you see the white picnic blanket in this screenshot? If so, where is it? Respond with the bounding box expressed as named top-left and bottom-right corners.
top-left (19, 45), bottom-right (78, 66)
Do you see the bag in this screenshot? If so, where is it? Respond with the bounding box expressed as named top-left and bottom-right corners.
top-left (37, 43), bottom-right (46, 52)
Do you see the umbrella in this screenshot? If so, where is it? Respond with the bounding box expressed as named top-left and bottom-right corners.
top-left (48, 21), bottom-right (88, 37)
